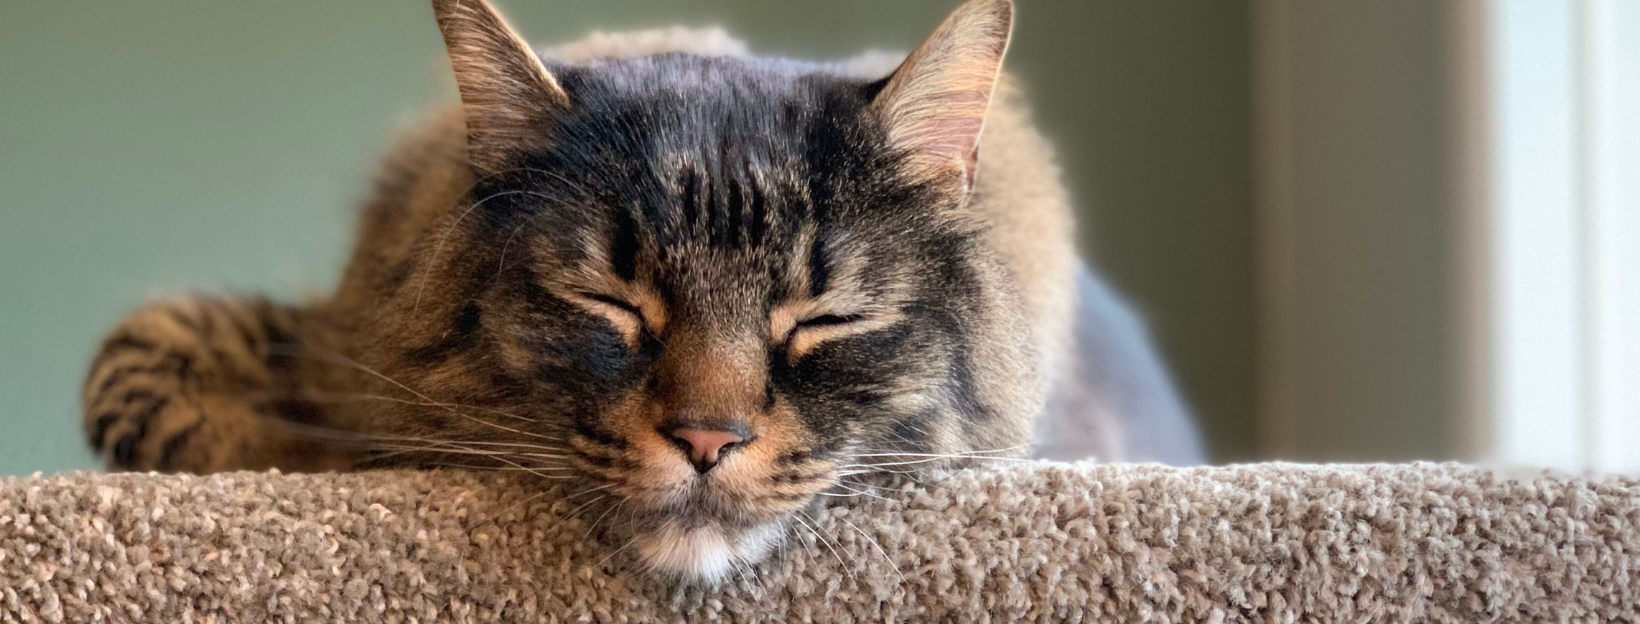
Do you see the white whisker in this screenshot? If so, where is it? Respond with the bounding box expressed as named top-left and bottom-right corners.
top-left (825, 481), bottom-right (895, 502)
top-left (562, 482), bottom-right (615, 504)
top-left (300, 391), bottom-right (558, 427)
top-left (363, 436), bottom-right (570, 455)
top-left (369, 443), bottom-right (569, 459)
top-left (844, 446), bottom-right (1029, 460)
top-left (413, 189), bottom-right (566, 311)
top-left (794, 511), bottom-right (854, 581)
top-left (583, 498), bottom-right (623, 540)
top-left (419, 462), bottom-right (578, 478)
top-left (596, 537), bottom-right (637, 570)
top-left (566, 492), bottom-right (609, 520)
top-left (498, 490), bottom-right (553, 518)
top-left (840, 454), bottom-right (1033, 466)
top-left (837, 514), bottom-right (904, 585)
top-left (266, 344), bottom-right (563, 444)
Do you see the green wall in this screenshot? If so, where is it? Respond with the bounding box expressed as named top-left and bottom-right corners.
top-left (0, 1), bottom-right (1255, 474)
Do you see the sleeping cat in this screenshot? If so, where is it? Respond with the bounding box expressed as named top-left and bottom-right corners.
top-left (82, 0), bottom-right (1202, 580)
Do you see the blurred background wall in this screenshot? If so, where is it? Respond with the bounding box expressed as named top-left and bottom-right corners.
top-left (2, 1), bottom-right (1633, 476)
top-left (1252, 1), bottom-right (1461, 461)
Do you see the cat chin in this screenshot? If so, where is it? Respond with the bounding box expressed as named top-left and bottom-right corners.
top-left (633, 520), bottom-right (784, 583)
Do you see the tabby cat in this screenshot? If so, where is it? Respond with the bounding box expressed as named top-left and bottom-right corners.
top-left (82, 0), bottom-right (1201, 580)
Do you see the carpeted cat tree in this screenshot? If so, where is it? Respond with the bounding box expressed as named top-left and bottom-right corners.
top-left (2, 462), bottom-right (1637, 622)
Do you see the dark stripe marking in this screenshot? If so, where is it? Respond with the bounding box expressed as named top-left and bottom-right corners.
top-left (95, 354), bottom-right (194, 397)
top-left (157, 422), bottom-right (201, 472)
top-left (88, 413), bottom-right (120, 450)
top-left (807, 231), bottom-right (830, 298)
top-left (110, 395), bottom-right (171, 468)
top-left (609, 207), bottom-right (642, 282)
top-left (96, 335), bottom-right (158, 362)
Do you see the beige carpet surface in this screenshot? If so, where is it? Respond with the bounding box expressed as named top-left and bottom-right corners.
top-left (2, 463), bottom-right (1637, 623)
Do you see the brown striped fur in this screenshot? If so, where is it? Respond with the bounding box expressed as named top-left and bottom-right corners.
top-left (80, 0), bottom-right (1164, 581)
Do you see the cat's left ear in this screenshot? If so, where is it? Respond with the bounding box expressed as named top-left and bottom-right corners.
top-left (431, 0), bottom-right (570, 175)
top-left (871, 0), bottom-right (1013, 193)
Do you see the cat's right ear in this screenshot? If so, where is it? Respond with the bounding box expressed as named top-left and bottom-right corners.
top-left (431, 0), bottom-right (569, 175)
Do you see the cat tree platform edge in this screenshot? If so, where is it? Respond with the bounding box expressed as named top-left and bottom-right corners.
top-left (3, 462), bottom-right (1637, 622)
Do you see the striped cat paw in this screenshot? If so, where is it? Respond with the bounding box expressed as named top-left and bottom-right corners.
top-left (81, 297), bottom-right (290, 473)
top-left (85, 381), bottom-right (257, 473)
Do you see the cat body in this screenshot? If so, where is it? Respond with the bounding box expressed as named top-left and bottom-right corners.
top-left (83, 0), bottom-right (1200, 581)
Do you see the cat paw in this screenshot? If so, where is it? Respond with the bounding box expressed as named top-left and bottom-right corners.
top-left (85, 380), bottom-right (264, 473)
top-left (86, 386), bottom-right (194, 472)
top-left (82, 298), bottom-right (277, 473)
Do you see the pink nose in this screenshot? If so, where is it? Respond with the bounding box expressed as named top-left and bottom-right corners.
top-left (667, 428), bottom-right (746, 473)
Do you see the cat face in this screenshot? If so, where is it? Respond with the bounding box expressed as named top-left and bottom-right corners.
top-left (366, 0), bottom-right (1031, 581)
top-left (473, 60), bottom-right (1010, 579)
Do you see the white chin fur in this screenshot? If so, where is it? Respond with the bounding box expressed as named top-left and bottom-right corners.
top-left (633, 521), bottom-right (782, 583)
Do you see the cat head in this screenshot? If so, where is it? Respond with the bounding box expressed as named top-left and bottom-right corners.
top-left (374, 0), bottom-right (1035, 581)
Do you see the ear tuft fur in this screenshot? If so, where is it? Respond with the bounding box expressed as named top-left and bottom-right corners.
top-left (431, 0), bottom-right (568, 174)
top-left (873, 0), bottom-right (1013, 192)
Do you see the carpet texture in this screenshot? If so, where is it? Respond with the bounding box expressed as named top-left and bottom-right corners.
top-left (2, 463), bottom-right (1637, 623)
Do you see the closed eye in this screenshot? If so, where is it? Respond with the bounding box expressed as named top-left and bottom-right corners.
top-left (781, 312), bottom-right (869, 360)
top-left (795, 313), bottom-right (863, 329)
top-left (770, 301), bottom-right (896, 361)
top-left (585, 293), bottom-right (641, 316)
top-left (579, 292), bottom-right (647, 346)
